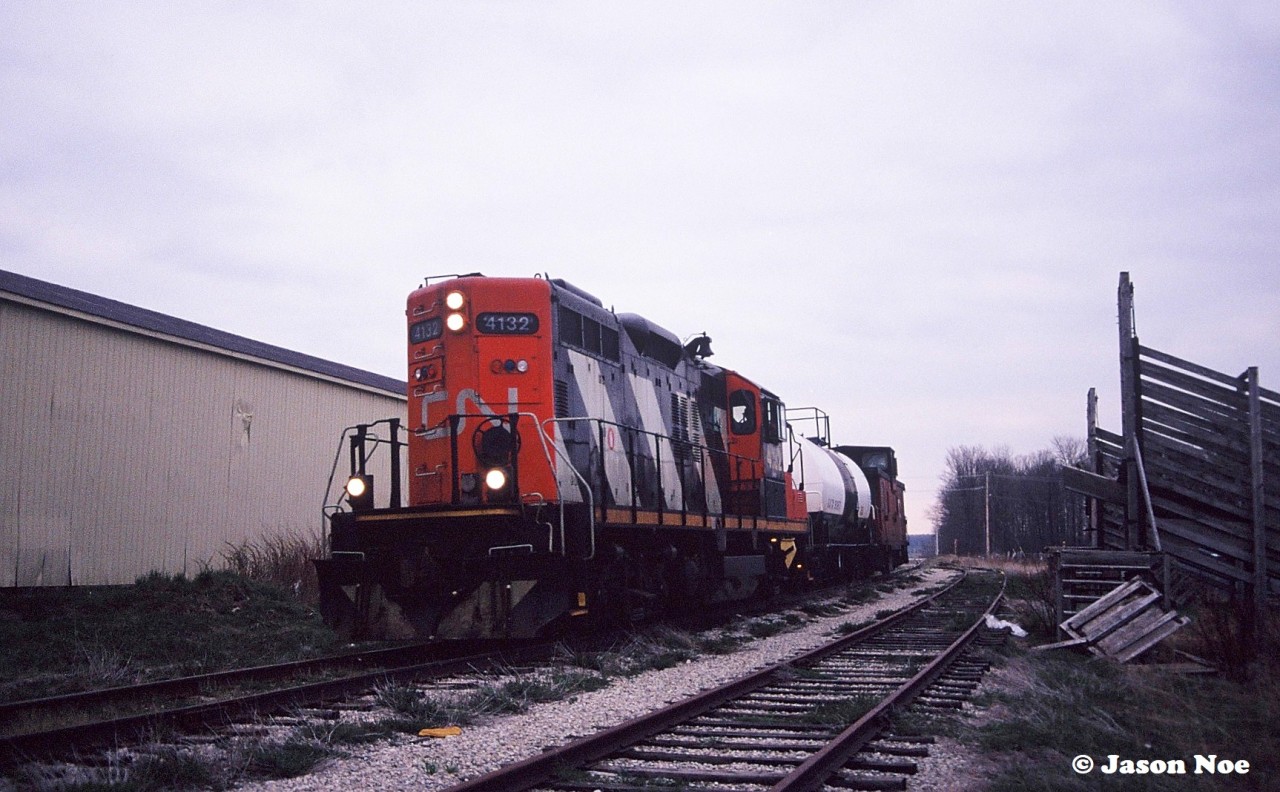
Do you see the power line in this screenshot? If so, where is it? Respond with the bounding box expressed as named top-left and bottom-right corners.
top-left (952, 473), bottom-right (1063, 483)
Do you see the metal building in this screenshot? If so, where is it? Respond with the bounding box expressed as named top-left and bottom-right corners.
top-left (0, 269), bottom-right (406, 587)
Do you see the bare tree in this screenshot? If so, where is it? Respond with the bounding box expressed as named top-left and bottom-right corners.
top-left (933, 440), bottom-right (1089, 556)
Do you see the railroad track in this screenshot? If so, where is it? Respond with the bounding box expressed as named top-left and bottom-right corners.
top-left (0, 564), bottom-right (929, 773)
top-left (0, 638), bottom-right (554, 768)
top-left (440, 569), bottom-right (1004, 792)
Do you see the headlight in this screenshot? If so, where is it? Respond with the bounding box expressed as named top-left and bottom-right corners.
top-left (485, 468), bottom-right (507, 490)
top-left (344, 474), bottom-right (373, 510)
top-left (345, 476), bottom-right (367, 499)
top-left (446, 313), bottom-right (466, 332)
top-left (445, 291), bottom-right (465, 310)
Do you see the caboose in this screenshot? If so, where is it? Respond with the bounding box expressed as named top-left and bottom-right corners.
top-left (316, 274), bottom-right (904, 639)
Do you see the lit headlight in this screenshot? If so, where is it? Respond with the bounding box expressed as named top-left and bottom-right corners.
top-left (445, 291), bottom-right (465, 310)
top-left (344, 474), bottom-right (373, 510)
top-left (485, 468), bottom-right (507, 490)
top-left (446, 313), bottom-right (466, 332)
top-left (345, 476), bottom-right (367, 499)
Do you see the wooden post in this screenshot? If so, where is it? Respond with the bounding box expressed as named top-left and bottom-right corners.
top-left (1162, 553), bottom-right (1172, 611)
top-left (1245, 367), bottom-right (1266, 621)
top-left (1118, 272), bottom-right (1143, 549)
top-left (1087, 388), bottom-right (1100, 548)
top-left (1050, 549), bottom-right (1064, 633)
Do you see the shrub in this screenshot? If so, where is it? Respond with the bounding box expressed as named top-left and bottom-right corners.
top-left (245, 739), bottom-right (335, 779)
top-left (221, 531), bottom-right (325, 605)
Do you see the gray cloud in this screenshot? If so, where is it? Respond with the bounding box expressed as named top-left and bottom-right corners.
top-left (3, 1), bottom-right (1278, 533)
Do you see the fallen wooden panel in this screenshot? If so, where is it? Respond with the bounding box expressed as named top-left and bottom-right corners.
top-left (1058, 577), bottom-right (1189, 663)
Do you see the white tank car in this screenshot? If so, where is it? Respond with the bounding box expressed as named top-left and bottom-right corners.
top-left (797, 437), bottom-right (872, 541)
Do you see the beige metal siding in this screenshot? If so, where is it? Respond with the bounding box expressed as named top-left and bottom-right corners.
top-left (0, 299), bottom-right (405, 587)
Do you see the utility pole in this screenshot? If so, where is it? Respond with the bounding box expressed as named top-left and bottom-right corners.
top-left (984, 471), bottom-right (991, 557)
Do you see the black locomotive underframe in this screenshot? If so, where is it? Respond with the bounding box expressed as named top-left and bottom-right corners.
top-left (318, 502), bottom-right (809, 638)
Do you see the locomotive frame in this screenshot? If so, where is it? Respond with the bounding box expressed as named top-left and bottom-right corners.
top-left (316, 274), bottom-right (907, 639)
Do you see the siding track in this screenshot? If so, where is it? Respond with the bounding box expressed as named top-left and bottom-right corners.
top-left (442, 569), bottom-right (1004, 792)
top-left (0, 639), bottom-right (552, 768)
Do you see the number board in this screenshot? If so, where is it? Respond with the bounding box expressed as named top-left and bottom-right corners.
top-left (409, 317), bottom-right (443, 344)
top-left (476, 312), bottom-right (540, 335)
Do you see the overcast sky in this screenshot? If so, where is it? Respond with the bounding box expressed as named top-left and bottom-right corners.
top-left (4, 2), bottom-right (1278, 536)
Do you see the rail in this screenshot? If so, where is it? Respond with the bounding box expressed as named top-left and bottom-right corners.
top-left (440, 569), bottom-right (1006, 792)
top-left (0, 639), bottom-right (556, 768)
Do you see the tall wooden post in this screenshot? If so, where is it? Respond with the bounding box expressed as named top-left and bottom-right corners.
top-left (1245, 367), bottom-right (1267, 624)
top-left (1087, 388), bottom-right (1100, 548)
top-left (1118, 272), bottom-right (1143, 549)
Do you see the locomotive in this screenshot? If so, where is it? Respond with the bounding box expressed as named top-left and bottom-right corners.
top-left (315, 274), bottom-right (908, 639)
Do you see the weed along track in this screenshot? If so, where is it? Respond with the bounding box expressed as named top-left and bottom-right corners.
top-left (441, 569), bottom-right (1005, 792)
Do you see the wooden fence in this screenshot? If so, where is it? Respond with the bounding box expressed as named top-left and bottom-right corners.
top-left (1066, 273), bottom-right (1279, 612)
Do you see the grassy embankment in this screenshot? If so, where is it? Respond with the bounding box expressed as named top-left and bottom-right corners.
top-left (913, 557), bottom-right (1280, 792)
top-left (0, 534), bottom-right (334, 703)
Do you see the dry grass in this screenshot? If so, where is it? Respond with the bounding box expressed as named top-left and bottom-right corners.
top-left (927, 553), bottom-right (1280, 791)
top-left (220, 531), bottom-right (325, 606)
top-left (967, 649), bottom-right (1279, 791)
top-left (0, 570), bottom-right (336, 702)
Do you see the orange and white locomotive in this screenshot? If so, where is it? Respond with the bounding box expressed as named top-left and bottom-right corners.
top-left (317, 274), bottom-right (907, 639)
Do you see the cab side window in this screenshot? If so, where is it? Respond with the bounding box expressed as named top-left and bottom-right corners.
top-left (729, 389), bottom-right (757, 435)
top-left (761, 397), bottom-right (783, 444)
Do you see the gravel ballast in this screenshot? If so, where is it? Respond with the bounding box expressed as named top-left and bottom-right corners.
top-left (235, 565), bottom-right (961, 792)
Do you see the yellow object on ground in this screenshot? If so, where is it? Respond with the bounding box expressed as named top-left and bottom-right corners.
top-left (418, 726), bottom-right (463, 738)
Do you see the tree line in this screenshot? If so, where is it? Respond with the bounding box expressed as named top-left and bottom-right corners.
top-left (931, 438), bottom-right (1089, 556)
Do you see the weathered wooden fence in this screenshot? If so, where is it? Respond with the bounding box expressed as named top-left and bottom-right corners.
top-left (1066, 273), bottom-right (1279, 614)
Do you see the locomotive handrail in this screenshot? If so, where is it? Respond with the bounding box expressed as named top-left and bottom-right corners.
top-left (571, 416), bottom-right (771, 528)
top-left (441, 411), bottom-right (528, 505)
top-left (338, 410), bottom-right (776, 534)
top-left (536, 416), bottom-right (596, 560)
top-left (322, 419), bottom-right (406, 516)
top-left (591, 418), bottom-right (693, 523)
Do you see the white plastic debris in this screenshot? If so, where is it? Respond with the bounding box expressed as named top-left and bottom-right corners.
top-left (984, 614), bottom-right (1028, 637)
